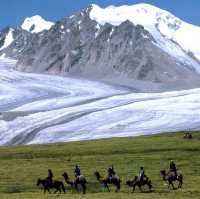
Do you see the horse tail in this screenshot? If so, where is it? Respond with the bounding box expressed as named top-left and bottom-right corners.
top-left (61, 182), bottom-right (66, 193)
top-left (148, 180), bottom-right (152, 189)
top-left (118, 182), bottom-right (121, 190)
top-left (179, 173), bottom-right (183, 183)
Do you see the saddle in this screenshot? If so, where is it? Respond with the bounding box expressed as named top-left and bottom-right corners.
top-left (168, 171), bottom-right (177, 180)
top-left (76, 175), bottom-right (84, 182)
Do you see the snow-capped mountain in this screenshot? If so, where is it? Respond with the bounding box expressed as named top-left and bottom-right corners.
top-left (90, 4), bottom-right (200, 71)
top-left (21, 15), bottom-right (54, 33)
top-left (0, 3), bottom-right (200, 91)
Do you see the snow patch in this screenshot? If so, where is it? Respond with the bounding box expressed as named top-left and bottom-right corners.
top-left (95, 24), bottom-right (101, 38)
top-left (21, 15), bottom-right (54, 33)
top-left (0, 28), bottom-right (14, 50)
top-left (109, 27), bottom-right (115, 37)
top-left (0, 53), bottom-right (6, 59)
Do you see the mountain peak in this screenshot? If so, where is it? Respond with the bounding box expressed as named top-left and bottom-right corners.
top-left (89, 3), bottom-right (170, 26)
top-left (21, 15), bottom-right (54, 33)
top-left (89, 3), bottom-right (200, 64)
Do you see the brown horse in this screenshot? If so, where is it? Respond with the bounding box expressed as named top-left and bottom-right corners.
top-left (94, 171), bottom-right (121, 192)
top-left (160, 170), bottom-right (183, 189)
top-left (62, 172), bottom-right (87, 194)
top-left (126, 176), bottom-right (152, 192)
top-left (36, 178), bottom-right (65, 194)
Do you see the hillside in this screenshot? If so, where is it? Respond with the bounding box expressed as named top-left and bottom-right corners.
top-left (0, 132), bottom-right (199, 199)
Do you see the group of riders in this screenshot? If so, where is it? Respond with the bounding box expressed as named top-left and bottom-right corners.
top-left (106, 160), bottom-right (177, 183)
top-left (45, 160), bottom-right (178, 186)
top-left (46, 165), bottom-right (81, 186)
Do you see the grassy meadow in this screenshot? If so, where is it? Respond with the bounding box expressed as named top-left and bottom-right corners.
top-left (0, 132), bottom-right (199, 199)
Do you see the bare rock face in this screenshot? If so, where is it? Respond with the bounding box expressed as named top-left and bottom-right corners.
top-left (1, 5), bottom-right (200, 92)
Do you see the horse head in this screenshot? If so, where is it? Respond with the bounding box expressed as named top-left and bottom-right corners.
top-left (160, 170), bottom-right (167, 180)
top-left (36, 178), bottom-right (42, 186)
top-left (62, 172), bottom-right (69, 180)
top-left (94, 171), bottom-right (101, 180)
top-left (126, 180), bottom-right (132, 187)
top-left (160, 170), bottom-right (166, 176)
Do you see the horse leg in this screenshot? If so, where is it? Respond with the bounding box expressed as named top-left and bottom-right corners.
top-left (82, 183), bottom-right (86, 194)
top-left (54, 186), bottom-right (61, 194)
top-left (75, 182), bottom-right (78, 191)
top-left (167, 180), bottom-right (171, 189)
top-left (115, 183), bottom-right (120, 192)
top-left (117, 181), bottom-right (121, 191)
top-left (178, 180), bottom-right (182, 188)
top-left (54, 189), bottom-right (58, 194)
top-left (148, 183), bottom-right (152, 190)
top-left (105, 183), bottom-right (110, 192)
top-left (169, 181), bottom-right (175, 190)
top-left (132, 185), bottom-right (135, 193)
top-left (61, 183), bottom-right (66, 193)
top-left (58, 187), bottom-right (61, 194)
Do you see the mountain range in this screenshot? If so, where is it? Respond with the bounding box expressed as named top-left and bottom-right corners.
top-left (1, 3), bottom-right (200, 91)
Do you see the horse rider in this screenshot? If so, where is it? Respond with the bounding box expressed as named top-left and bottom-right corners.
top-left (107, 165), bottom-right (116, 181)
top-left (74, 165), bottom-right (81, 178)
top-left (46, 169), bottom-right (53, 185)
top-left (170, 160), bottom-right (177, 177)
top-left (138, 167), bottom-right (145, 183)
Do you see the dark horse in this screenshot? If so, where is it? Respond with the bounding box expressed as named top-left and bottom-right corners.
top-left (36, 178), bottom-right (65, 194)
top-left (126, 176), bottom-right (152, 192)
top-left (62, 172), bottom-right (87, 194)
top-left (94, 171), bottom-right (121, 192)
top-left (160, 170), bottom-right (183, 189)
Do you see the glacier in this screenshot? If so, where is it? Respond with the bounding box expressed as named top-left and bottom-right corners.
top-left (0, 58), bottom-right (200, 146)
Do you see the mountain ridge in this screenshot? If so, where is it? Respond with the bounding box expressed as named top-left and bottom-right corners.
top-left (0, 3), bottom-right (200, 92)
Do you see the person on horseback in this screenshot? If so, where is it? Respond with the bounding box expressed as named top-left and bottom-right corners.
top-left (74, 165), bottom-right (81, 178)
top-left (138, 167), bottom-right (145, 183)
top-left (107, 165), bottom-right (116, 181)
top-left (170, 160), bottom-right (177, 177)
top-left (46, 169), bottom-right (53, 186)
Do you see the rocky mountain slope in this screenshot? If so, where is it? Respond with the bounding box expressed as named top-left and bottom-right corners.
top-left (1, 3), bottom-right (200, 91)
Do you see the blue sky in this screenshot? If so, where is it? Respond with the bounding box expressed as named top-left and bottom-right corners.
top-left (0, 0), bottom-right (199, 29)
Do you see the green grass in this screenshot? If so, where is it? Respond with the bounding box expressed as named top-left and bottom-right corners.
top-left (0, 132), bottom-right (200, 199)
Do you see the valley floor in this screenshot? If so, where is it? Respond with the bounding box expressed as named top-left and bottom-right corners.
top-left (0, 132), bottom-right (199, 199)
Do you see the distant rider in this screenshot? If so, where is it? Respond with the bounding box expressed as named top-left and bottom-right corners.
top-left (107, 165), bottom-right (116, 180)
top-left (170, 160), bottom-right (177, 177)
top-left (46, 169), bottom-right (53, 185)
top-left (74, 165), bottom-right (81, 178)
top-left (138, 167), bottom-right (145, 183)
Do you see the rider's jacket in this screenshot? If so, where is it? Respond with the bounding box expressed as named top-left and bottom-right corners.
top-left (139, 169), bottom-right (145, 180)
top-left (74, 167), bottom-right (81, 177)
